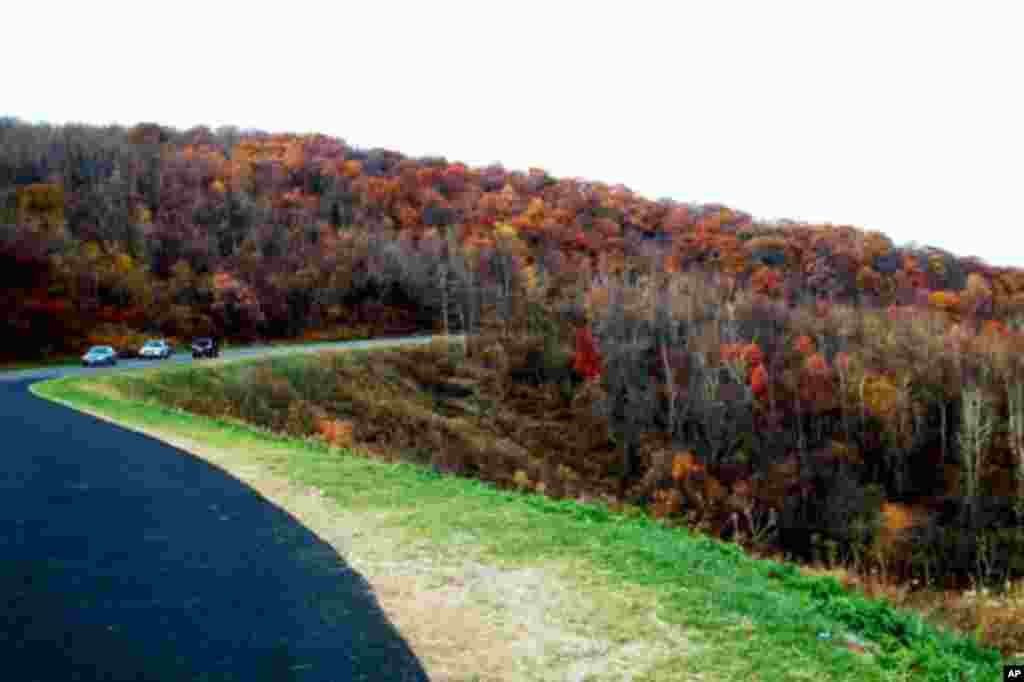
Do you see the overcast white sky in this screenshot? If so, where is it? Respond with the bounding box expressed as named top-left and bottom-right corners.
top-left (7, 1), bottom-right (1023, 266)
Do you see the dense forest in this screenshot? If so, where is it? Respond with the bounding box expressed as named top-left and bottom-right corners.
top-left (3, 117), bottom-right (1021, 355)
top-left (4, 117), bottom-right (1024, 649)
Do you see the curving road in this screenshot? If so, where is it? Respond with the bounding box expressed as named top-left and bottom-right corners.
top-left (0, 336), bottom-right (455, 682)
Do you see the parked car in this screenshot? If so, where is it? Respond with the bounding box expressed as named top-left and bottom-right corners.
top-left (191, 337), bottom-right (220, 359)
top-left (82, 346), bottom-right (118, 367)
top-left (139, 339), bottom-right (173, 360)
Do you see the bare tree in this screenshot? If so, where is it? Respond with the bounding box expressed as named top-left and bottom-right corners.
top-left (1001, 358), bottom-right (1024, 521)
top-left (958, 373), bottom-right (996, 525)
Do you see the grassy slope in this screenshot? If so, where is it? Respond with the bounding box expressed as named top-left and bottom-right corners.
top-left (30, 351), bottom-right (1008, 682)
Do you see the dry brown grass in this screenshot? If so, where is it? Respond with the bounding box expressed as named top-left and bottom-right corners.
top-left (797, 562), bottom-right (1024, 658)
top-left (73, 379), bottom-right (127, 402)
top-left (294, 342), bottom-right (626, 500)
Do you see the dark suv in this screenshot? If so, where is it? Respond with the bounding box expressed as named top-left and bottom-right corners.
top-left (191, 337), bottom-right (220, 359)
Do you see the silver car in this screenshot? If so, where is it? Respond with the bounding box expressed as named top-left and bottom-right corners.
top-left (82, 346), bottom-right (118, 367)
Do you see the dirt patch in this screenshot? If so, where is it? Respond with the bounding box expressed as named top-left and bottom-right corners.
top-left (72, 380), bottom-right (126, 402)
top-left (53, 385), bottom-right (703, 681)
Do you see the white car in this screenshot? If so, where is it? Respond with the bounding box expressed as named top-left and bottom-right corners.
top-left (139, 339), bottom-right (172, 360)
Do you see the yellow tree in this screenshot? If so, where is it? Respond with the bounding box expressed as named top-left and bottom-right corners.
top-left (16, 183), bottom-right (65, 230)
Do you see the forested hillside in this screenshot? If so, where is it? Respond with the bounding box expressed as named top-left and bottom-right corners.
top-left (4, 117), bottom-right (1022, 356)
top-left (4, 117), bottom-right (1024, 653)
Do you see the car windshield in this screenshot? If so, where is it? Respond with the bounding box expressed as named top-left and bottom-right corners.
top-left (144, 341), bottom-right (162, 347)
top-left (88, 347), bottom-right (112, 354)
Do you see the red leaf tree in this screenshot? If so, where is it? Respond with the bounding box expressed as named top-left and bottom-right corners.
top-left (573, 325), bottom-right (603, 380)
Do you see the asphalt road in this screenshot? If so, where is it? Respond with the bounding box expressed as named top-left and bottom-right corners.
top-left (0, 335), bottom-right (450, 384)
top-left (0, 336), bottom-right (455, 682)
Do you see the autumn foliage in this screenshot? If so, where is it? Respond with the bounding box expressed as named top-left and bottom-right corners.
top-left (573, 325), bottom-right (603, 380)
top-left (316, 418), bottom-right (355, 449)
top-left (750, 364), bottom-right (769, 397)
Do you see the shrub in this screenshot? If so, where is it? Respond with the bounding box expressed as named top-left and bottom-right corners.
top-left (283, 399), bottom-right (321, 437)
top-left (316, 418), bottom-right (355, 449)
top-left (671, 451), bottom-right (705, 481)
